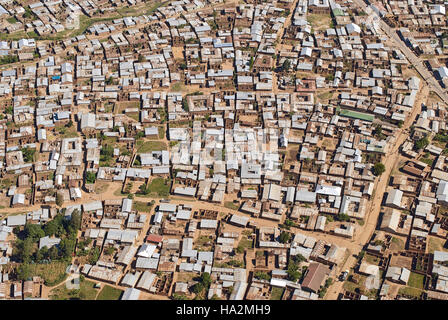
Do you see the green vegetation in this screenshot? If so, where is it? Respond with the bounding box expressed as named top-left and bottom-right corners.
top-left (282, 59), bottom-right (291, 72)
top-left (138, 178), bottom-right (171, 197)
top-left (287, 254), bottom-right (306, 282)
top-left (420, 157), bottom-right (433, 166)
top-left (100, 144), bottom-right (114, 165)
top-left (0, 55), bottom-right (18, 65)
top-left (21, 147), bottom-right (36, 163)
top-left (7, 17), bottom-right (18, 24)
top-left (85, 171), bottom-right (96, 184)
top-left (398, 286), bottom-right (423, 299)
top-left (17, 261), bottom-right (68, 286)
top-left (136, 140), bottom-right (167, 153)
top-left (254, 271), bottom-right (271, 281)
top-left (133, 200), bottom-right (155, 212)
top-left (335, 212), bottom-right (351, 222)
top-left (408, 272), bottom-right (425, 289)
top-left (373, 125), bottom-right (386, 140)
top-left (50, 279), bottom-right (98, 300)
top-left (224, 201), bottom-right (239, 210)
top-left (279, 231), bottom-right (291, 243)
top-left (193, 272), bottom-right (212, 299)
top-left (339, 108), bottom-right (375, 122)
top-left (13, 210), bottom-right (82, 286)
top-left (373, 162), bottom-right (386, 176)
top-left (97, 285), bottom-right (123, 300)
top-left (236, 236), bottom-right (253, 253)
top-left (318, 278), bottom-right (333, 298)
top-left (433, 130), bottom-right (448, 143)
top-left (270, 287), bottom-right (284, 300)
top-left (415, 136), bottom-right (429, 150)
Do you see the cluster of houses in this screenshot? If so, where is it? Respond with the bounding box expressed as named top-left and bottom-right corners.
top-left (0, 0), bottom-right (447, 300)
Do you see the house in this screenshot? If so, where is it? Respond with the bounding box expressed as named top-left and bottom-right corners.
top-left (301, 262), bottom-right (331, 293)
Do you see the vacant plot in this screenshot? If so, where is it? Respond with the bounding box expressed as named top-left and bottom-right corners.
top-left (171, 82), bottom-right (186, 92)
top-left (390, 237), bottom-right (405, 251)
top-left (270, 287), bottom-right (284, 300)
top-left (158, 126), bottom-right (165, 139)
top-left (427, 236), bottom-right (448, 253)
top-left (398, 286), bottom-right (423, 299)
top-left (94, 182), bottom-right (109, 194)
top-left (50, 279), bottom-right (98, 300)
top-left (97, 285), bottom-right (123, 300)
top-left (317, 91), bottom-right (333, 101)
top-left (137, 178), bottom-right (171, 198)
top-left (136, 140), bottom-right (167, 153)
top-left (224, 201), bottom-right (239, 211)
top-left (237, 236), bottom-right (253, 253)
top-left (408, 272), bottom-right (425, 289)
top-left (307, 14), bottom-right (333, 30)
top-left (27, 261), bottom-right (69, 286)
top-left (133, 201), bottom-right (154, 212)
top-left (365, 254), bottom-right (380, 265)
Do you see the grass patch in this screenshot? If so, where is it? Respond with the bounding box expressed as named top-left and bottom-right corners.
top-left (136, 140), bottom-right (167, 153)
top-left (50, 279), bottom-right (98, 300)
top-left (270, 287), bottom-right (284, 300)
top-left (137, 177), bottom-right (171, 197)
top-left (317, 91), bottom-right (333, 101)
top-left (224, 201), bottom-right (239, 211)
top-left (133, 201), bottom-right (154, 212)
top-left (236, 236), bottom-right (253, 253)
top-left (419, 157), bottom-right (433, 166)
top-left (171, 82), bottom-right (185, 92)
top-left (158, 126), bottom-right (165, 139)
top-left (390, 237), bottom-right (405, 251)
top-left (365, 254), bottom-right (380, 265)
top-left (398, 286), bottom-right (423, 298)
top-left (97, 285), bottom-right (123, 300)
top-left (427, 237), bottom-right (448, 253)
top-left (27, 261), bottom-right (69, 286)
top-left (408, 272), bottom-right (424, 289)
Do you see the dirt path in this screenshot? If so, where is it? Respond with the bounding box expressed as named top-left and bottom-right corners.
top-left (324, 82), bottom-right (428, 299)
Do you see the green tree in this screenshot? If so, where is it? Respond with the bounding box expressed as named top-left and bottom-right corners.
top-left (193, 282), bottom-right (204, 294)
top-left (415, 136), bottom-right (429, 150)
top-left (24, 223), bottom-right (45, 241)
top-left (279, 231), bottom-right (291, 243)
top-left (56, 193), bottom-right (63, 207)
top-left (88, 247), bottom-right (101, 264)
top-left (59, 238), bottom-right (76, 260)
top-left (287, 261), bottom-right (301, 282)
top-left (86, 171), bottom-right (96, 184)
top-left (282, 59), bottom-right (291, 72)
top-left (21, 147), bottom-right (36, 163)
top-left (16, 238), bottom-right (34, 263)
top-left (69, 209), bottom-right (82, 232)
top-left (201, 272), bottom-right (211, 288)
top-left (49, 246), bottom-right (60, 260)
top-left (373, 162), bottom-right (386, 176)
top-left (17, 263), bottom-right (32, 280)
top-left (254, 272), bottom-right (271, 281)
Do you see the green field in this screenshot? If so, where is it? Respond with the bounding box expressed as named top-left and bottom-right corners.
top-left (50, 279), bottom-right (99, 300)
top-left (133, 200), bottom-right (154, 212)
top-left (27, 261), bottom-right (69, 286)
top-left (339, 108), bottom-right (375, 122)
top-left (97, 285), bottom-right (123, 300)
top-left (408, 272), bottom-right (425, 289)
top-left (270, 287), bottom-right (284, 300)
top-left (136, 140), bottom-right (167, 153)
top-left (137, 178), bottom-right (171, 197)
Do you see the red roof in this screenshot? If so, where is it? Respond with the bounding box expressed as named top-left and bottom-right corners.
top-left (146, 234), bottom-right (163, 243)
